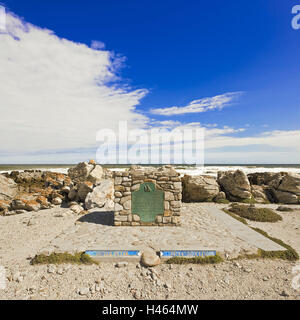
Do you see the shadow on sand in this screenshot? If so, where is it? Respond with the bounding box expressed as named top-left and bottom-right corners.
top-left (77, 211), bottom-right (114, 226)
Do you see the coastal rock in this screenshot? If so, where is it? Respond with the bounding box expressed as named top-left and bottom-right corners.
top-left (182, 175), bottom-right (219, 202)
top-left (68, 161), bottom-right (103, 184)
top-left (44, 172), bottom-right (71, 189)
top-left (77, 181), bottom-right (94, 202)
top-left (36, 196), bottom-right (51, 209)
top-left (272, 189), bottom-right (298, 204)
top-left (68, 162), bottom-right (94, 183)
top-left (277, 174), bottom-right (300, 195)
top-left (11, 198), bottom-right (40, 211)
top-left (88, 165), bottom-right (103, 185)
top-left (251, 185), bottom-right (269, 203)
top-left (85, 179), bottom-right (114, 210)
top-left (0, 200), bottom-right (11, 214)
top-left (0, 175), bottom-right (18, 201)
top-left (51, 197), bottom-right (63, 205)
top-left (248, 172), bottom-right (300, 204)
top-left (70, 204), bottom-right (84, 214)
top-left (247, 172), bottom-right (287, 186)
top-left (217, 170), bottom-right (252, 201)
top-left (277, 206), bottom-right (294, 212)
top-left (88, 159), bottom-right (96, 165)
top-left (68, 187), bottom-right (77, 201)
top-left (214, 191), bottom-right (227, 202)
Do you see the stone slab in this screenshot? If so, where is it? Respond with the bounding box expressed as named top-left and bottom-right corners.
top-left (201, 203), bottom-right (286, 252)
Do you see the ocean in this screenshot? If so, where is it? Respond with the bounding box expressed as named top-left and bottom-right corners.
top-left (1, 164), bottom-right (300, 177)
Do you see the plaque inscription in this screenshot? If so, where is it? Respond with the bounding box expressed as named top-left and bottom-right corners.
top-left (131, 182), bottom-right (164, 222)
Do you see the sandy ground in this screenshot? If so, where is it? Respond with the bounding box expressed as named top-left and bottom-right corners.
top-left (0, 203), bottom-right (299, 300)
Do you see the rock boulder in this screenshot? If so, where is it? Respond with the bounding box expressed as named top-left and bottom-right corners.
top-left (0, 175), bottom-right (18, 201)
top-left (217, 170), bottom-right (252, 201)
top-left (85, 179), bottom-right (114, 210)
top-left (68, 161), bottom-right (103, 184)
top-left (182, 175), bottom-right (219, 202)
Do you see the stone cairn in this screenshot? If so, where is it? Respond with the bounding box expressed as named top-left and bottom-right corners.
top-left (113, 165), bottom-right (182, 226)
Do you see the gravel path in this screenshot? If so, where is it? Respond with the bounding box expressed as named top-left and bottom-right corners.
top-left (0, 203), bottom-right (299, 300)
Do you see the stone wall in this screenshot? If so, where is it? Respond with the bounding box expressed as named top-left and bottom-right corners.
top-left (113, 165), bottom-right (182, 226)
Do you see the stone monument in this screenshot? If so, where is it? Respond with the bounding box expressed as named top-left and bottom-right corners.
top-left (113, 165), bottom-right (182, 226)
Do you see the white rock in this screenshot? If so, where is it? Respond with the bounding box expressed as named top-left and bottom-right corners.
top-left (85, 179), bottom-right (114, 210)
top-left (88, 165), bottom-right (103, 185)
top-left (79, 287), bottom-right (90, 295)
top-left (51, 197), bottom-right (62, 205)
top-left (70, 204), bottom-right (84, 214)
top-left (141, 250), bottom-right (161, 267)
top-left (47, 265), bottom-right (56, 274)
top-left (57, 268), bottom-right (64, 275)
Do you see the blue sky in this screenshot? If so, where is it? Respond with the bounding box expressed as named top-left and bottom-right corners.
top-left (0, 0), bottom-right (300, 164)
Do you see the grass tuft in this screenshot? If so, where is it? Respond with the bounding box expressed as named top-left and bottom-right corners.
top-left (227, 203), bottom-right (282, 222)
top-left (30, 252), bottom-right (98, 265)
top-left (222, 209), bottom-right (248, 225)
top-left (222, 208), bottom-right (298, 261)
top-left (252, 228), bottom-right (299, 261)
top-left (165, 254), bottom-right (223, 265)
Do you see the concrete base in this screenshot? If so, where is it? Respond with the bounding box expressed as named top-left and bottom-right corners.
top-left (201, 203), bottom-right (286, 252)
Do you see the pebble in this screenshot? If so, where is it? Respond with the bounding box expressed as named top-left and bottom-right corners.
top-left (47, 265), bottom-right (56, 274)
top-left (223, 276), bottom-right (230, 285)
top-left (115, 262), bottom-right (128, 268)
top-left (57, 268), bottom-right (64, 275)
top-left (79, 287), bottom-right (89, 296)
top-left (12, 272), bottom-right (21, 282)
top-left (263, 277), bottom-right (269, 281)
top-left (280, 290), bottom-right (289, 297)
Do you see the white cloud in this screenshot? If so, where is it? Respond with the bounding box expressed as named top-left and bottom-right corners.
top-left (0, 12), bottom-right (299, 164)
top-left (150, 92), bottom-right (242, 116)
top-left (0, 12), bottom-right (148, 161)
top-left (91, 40), bottom-right (105, 50)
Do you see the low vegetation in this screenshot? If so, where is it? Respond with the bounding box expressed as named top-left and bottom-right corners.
top-left (166, 254), bottom-right (223, 265)
top-left (227, 203), bottom-right (282, 222)
top-left (30, 252), bottom-right (98, 265)
top-left (230, 229), bottom-right (299, 262)
top-left (222, 208), bottom-right (248, 225)
top-left (253, 228), bottom-right (299, 261)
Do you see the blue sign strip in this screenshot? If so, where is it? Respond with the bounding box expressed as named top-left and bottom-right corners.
top-left (160, 250), bottom-right (216, 258)
top-left (85, 250), bottom-right (140, 257)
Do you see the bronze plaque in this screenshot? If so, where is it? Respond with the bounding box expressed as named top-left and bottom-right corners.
top-left (131, 182), bottom-right (164, 222)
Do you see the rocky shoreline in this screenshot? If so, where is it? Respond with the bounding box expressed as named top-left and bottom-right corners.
top-left (1, 160), bottom-right (299, 217)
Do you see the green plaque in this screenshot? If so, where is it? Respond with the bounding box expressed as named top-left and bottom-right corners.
top-left (131, 182), bottom-right (164, 222)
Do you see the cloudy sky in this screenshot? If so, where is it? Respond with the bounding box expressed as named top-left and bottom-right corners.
top-left (0, 1), bottom-right (300, 164)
